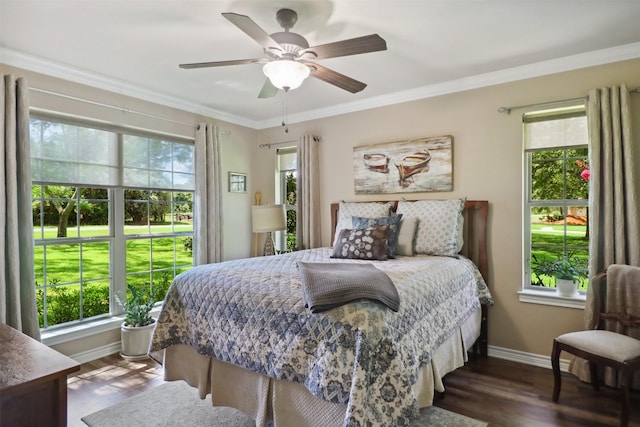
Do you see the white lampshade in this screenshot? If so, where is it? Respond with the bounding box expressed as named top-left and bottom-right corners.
top-left (252, 204), bottom-right (286, 233)
top-left (263, 60), bottom-right (310, 91)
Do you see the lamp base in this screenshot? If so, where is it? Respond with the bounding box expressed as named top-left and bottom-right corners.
top-left (264, 232), bottom-right (275, 256)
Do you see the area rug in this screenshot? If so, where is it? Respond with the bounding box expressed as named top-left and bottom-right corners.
top-left (82, 380), bottom-right (487, 427)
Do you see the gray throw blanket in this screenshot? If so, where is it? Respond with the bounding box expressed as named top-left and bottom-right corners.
top-left (602, 264), bottom-right (640, 339)
top-left (298, 261), bottom-right (400, 313)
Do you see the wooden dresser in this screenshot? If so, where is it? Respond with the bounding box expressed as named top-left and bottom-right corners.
top-left (0, 323), bottom-right (80, 427)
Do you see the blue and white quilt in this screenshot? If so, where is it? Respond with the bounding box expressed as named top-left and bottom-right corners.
top-left (151, 248), bottom-right (492, 427)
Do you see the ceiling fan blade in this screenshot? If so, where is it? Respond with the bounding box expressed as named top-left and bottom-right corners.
top-left (302, 34), bottom-right (387, 60)
top-left (306, 62), bottom-right (367, 93)
top-left (222, 12), bottom-right (283, 54)
top-left (179, 58), bottom-right (264, 69)
top-left (258, 79), bottom-right (279, 98)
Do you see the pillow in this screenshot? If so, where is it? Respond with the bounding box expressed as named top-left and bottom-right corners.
top-left (395, 216), bottom-right (419, 256)
top-left (331, 225), bottom-right (390, 260)
top-left (456, 214), bottom-right (464, 253)
top-left (396, 198), bottom-right (466, 257)
top-left (333, 201), bottom-right (393, 245)
top-left (352, 214), bottom-right (403, 258)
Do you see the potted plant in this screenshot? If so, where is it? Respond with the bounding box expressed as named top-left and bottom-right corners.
top-left (533, 254), bottom-right (588, 297)
top-left (117, 284), bottom-right (156, 360)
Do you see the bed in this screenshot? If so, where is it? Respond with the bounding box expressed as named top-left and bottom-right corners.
top-left (151, 199), bottom-right (492, 426)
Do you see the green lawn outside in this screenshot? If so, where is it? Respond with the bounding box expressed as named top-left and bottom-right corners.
top-left (35, 224), bottom-right (193, 328)
top-left (530, 222), bottom-right (589, 290)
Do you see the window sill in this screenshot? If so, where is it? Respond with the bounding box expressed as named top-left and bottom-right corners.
top-left (518, 289), bottom-right (586, 309)
top-left (41, 306), bottom-right (163, 347)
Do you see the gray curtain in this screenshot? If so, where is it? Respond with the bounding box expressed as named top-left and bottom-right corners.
top-left (0, 75), bottom-right (40, 339)
top-left (296, 135), bottom-right (321, 249)
top-left (193, 123), bottom-right (223, 265)
top-left (569, 84), bottom-right (640, 385)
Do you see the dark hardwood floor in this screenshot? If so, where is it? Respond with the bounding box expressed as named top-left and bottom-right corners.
top-left (67, 355), bottom-right (639, 426)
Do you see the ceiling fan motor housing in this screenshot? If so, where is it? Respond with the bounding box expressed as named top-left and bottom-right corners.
top-left (269, 32), bottom-right (310, 57)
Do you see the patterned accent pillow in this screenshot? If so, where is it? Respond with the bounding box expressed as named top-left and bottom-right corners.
top-left (334, 201), bottom-right (394, 245)
top-left (352, 214), bottom-right (403, 258)
top-left (396, 198), bottom-right (466, 256)
top-left (395, 216), bottom-right (419, 256)
top-left (330, 225), bottom-right (390, 260)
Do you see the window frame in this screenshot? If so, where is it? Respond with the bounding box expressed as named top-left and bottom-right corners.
top-left (31, 113), bottom-right (195, 333)
top-left (519, 106), bottom-right (589, 308)
top-left (276, 147), bottom-right (297, 253)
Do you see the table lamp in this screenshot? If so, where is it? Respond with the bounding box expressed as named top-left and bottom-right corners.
top-left (252, 204), bottom-right (286, 256)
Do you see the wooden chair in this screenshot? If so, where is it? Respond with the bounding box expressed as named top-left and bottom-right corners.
top-left (551, 269), bottom-right (640, 427)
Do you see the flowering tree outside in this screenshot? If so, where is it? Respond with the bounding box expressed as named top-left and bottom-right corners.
top-left (529, 148), bottom-right (589, 290)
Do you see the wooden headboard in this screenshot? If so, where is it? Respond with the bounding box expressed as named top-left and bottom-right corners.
top-left (330, 200), bottom-right (490, 356)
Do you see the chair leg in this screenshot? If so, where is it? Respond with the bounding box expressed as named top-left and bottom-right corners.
top-left (551, 339), bottom-right (562, 402)
top-left (620, 371), bottom-right (631, 427)
top-left (588, 361), bottom-right (599, 391)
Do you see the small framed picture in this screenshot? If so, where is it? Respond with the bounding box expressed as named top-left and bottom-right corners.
top-left (228, 172), bottom-right (247, 193)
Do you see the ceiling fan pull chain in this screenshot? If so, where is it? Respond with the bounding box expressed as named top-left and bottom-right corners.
top-left (282, 90), bottom-right (289, 133)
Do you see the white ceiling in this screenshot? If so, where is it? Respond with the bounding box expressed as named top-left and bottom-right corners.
top-left (2, 1), bottom-right (640, 129)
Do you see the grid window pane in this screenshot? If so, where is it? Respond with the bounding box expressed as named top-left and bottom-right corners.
top-left (127, 239), bottom-right (151, 274)
top-left (31, 116), bottom-right (194, 329)
top-left (524, 107), bottom-right (589, 294)
top-left (81, 242), bottom-right (111, 280)
top-left (30, 119), bottom-right (118, 186)
top-left (45, 244), bottom-right (80, 283)
top-left (123, 135), bottom-right (194, 191)
top-left (152, 238), bottom-right (175, 270)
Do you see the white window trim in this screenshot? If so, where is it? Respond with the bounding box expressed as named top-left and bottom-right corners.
top-left (518, 289), bottom-right (585, 309)
top-left (522, 107), bottom-right (589, 307)
top-left (32, 114), bottom-right (194, 332)
top-left (41, 304), bottom-right (163, 346)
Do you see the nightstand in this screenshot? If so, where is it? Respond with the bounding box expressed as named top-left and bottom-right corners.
top-left (0, 323), bottom-right (80, 427)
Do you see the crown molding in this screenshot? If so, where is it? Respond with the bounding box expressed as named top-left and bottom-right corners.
top-left (3, 42), bottom-right (640, 131)
top-left (263, 41), bottom-right (640, 129)
top-left (0, 47), bottom-right (259, 129)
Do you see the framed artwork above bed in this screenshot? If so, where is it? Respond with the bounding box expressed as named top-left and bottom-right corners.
top-left (353, 135), bottom-right (453, 194)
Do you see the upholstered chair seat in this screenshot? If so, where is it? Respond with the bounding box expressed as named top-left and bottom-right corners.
top-left (551, 264), bottom-right (640, 427)
top-left (556, 330), bottom-right (640, 362)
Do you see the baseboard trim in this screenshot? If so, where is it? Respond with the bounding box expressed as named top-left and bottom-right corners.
top-left (71, 341), bottom-right (121, 364)
top-left (488, 345), bottom-right (570, 372)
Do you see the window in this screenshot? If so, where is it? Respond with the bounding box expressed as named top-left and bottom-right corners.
top-left (30, 115), bottom-right (194, 329)
top-left (277, 147), bottom-right (297, 252)
top-left (524, 106), bottom-right (589, 295)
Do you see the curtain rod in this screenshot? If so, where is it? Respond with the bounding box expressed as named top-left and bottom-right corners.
top-left (29, 87), bottom-right (196, 128)
top-left (259, 136), bottom-right (320, 149)
top-left (498, 87), bottom-right (640, 115)
top-left (259, 140), bottom-right (298, 149)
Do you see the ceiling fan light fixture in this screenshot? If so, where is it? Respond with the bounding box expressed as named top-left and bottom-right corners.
top-left (263, 60), bottom-right (310, 91)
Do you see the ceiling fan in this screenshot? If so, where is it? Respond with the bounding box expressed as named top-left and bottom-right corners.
top-left (179, 8), bottom-right (387, 98)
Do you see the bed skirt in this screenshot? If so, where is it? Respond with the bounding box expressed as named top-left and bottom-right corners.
top-left (161, 307), bottom-right (481, 427)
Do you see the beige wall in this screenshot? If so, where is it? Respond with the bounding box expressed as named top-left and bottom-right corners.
top-left (2, 58), bottom-right (639, 361)
top-left (256, 58), bottom-right (640, 358)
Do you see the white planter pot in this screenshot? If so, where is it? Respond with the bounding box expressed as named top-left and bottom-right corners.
top-left (556, 278), bottom-right (578, 297)
top-left (120, 320), bottom-right (156, 360)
